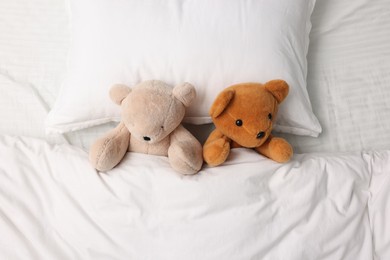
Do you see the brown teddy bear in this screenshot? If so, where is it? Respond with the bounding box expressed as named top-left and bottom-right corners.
top-left (203, 80), bottom-right (293, 166)
top-left (89, 80), bottom-right (203, 175)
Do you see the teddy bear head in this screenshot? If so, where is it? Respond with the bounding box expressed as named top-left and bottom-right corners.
top-left (110, 80), bottom-right (196, 144)
top-left (209, 80), bottom-right (289, 148)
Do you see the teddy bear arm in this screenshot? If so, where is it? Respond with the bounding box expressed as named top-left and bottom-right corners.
top-left (89, 122), bottom-right (130, 171)
top-left (255, 135), bottom-right (293, 163)
top-left (168, 125), bottom-right (203, 175)
top-left (203, 129), bottom-right (231, 167)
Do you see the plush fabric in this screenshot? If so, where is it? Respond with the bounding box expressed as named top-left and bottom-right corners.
top-left (90, 80), bottom-right (203, 175)
top-left (45, 0), bottom-right (322, 137)
top-left (203, 80), bottom-right (293, 166)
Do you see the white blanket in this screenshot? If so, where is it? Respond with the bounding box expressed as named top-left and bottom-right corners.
top-left (1, 135), bottom-right (389, 260)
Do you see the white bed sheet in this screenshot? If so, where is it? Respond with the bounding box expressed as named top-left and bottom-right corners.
top-left (0, 0), bottom-right (68, 144)
top-left (369, 151), bottom-right (390, 259)
top-left (280, 0), bottom-right (390, 153)
top-left (0, 135), bottom-right (389, 259)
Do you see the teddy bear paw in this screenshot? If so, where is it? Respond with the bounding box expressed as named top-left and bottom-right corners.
top-left (203, 138), bottom-right (231, 167)
top-left (268, 137), bottom-right (293, 163)
top-left (168, 144), bottom-right (203, 175)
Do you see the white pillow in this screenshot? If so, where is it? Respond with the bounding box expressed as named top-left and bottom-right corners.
top-left (46, 0), bottom-right (322, 137)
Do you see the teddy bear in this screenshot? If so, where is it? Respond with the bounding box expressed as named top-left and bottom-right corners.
top-left (89, 80), bottom-right (203, 175)
top-left (203, 80), bottom-right (293, 166)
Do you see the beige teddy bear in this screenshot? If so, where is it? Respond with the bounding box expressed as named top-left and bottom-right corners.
top-left (89, 80), bottom-right (203, 175)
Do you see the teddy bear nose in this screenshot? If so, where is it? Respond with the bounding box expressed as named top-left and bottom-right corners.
top-left (256, 131), bottom-right (265, 139)
top-left (143, 136), bottom-right (151, 141)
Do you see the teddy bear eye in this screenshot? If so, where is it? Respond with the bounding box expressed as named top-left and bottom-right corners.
top-left (268, 113), bottom-right (272, 120)
top-left (236, 119), bottom-right (243, 127)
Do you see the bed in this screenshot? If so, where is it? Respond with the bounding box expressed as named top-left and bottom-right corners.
top-left (0, 0), bottom-right (390, 259)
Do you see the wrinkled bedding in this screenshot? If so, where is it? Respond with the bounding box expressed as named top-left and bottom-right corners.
top-left (0, 135), bottom-right (389, 259)
top-left (1, 0), bottom-right (390, 259)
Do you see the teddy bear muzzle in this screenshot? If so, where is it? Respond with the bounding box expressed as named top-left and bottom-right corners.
top-left (138, 127), bottom-right (165, 143)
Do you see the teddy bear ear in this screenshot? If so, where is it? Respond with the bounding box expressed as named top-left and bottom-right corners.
top-left (172, 82), bottom-right (196, 107)
top-left (109, 84), bottom-right (132, 105)
top-left (264, 80), bottom-right (289, 103)
top-left (209, 89), bottom-right (235, 118)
